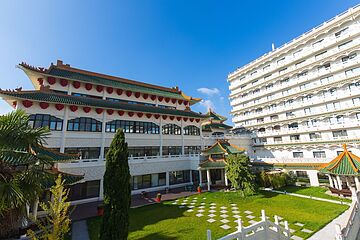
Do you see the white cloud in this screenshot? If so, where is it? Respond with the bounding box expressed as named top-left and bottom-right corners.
top-left (199, 99), bottom-right (215, 111)
top-left (220, 96), bottom-right (224, 101)
top-left (197, 87), bottom-right (220, 96)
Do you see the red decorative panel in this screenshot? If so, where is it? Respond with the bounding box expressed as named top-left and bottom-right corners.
top-left (96, 108), bottom-right (103, 114)
top-left (135, 92), bottom-right (141, 98)
top-left (154, 114), bottom-right (160, 119)
top-left (117, 89), bottom-right (123, 95)
top-left (85, 83), bottom-right (93, 90)
top-left (128, 112), bottom-right (134, 117)
top-left (183, 101), bottom-right (188, 105)
top-left (151, 95), bottom-right (156, 101)
top-left (162, 115), bottom-right (167, 120)
top-left (176, 116), bottom-right (181, 121)
top-left (178, 99), bottom-right (183, 104)
top-left (22, 100), bottom-right (33, 108)
top-left (107, 109), bottom-right (114, 115)
top-left (143, 93), bottom-right (148, 99)
top-left (70, 105), bottom-right (78, 112)
top-left (60, 79), bottom-right (68, 87)
top-left (118, 110), bottom-right (125, 116)
top-left (55, 104), bottom-right (64, 111)
top-left (39, 102), bottom-right (49, 109)
top-left (83, 107), bottom-right (91, 113)
top-left (107, 87), bottom-right (113, 94)
top-left (47, 77), bottom-right (56, 85)
top-left (165, 97), bottom-right (170, 103)
top-left (189, 118), bottom-right (194, 122)
top-left (96, 85), bottom-right (104, 92)
top-left (169, 116), bottom-right (175, 120)
top-left (73, 81), bottom-right (81, 89)
top-left (146, 113), bottom-right (152, 118)
top-left (137, 112), bottom-right (143, 117)
top-left (158, 96), bottom-right (164, 101)
top-left (126, 90), bottom-right (132, 97)
top-left (183, 117), bottom-right (188, 122)
top-left (37, 78), bottom-right (44, 85)
top-left (195, 119), bottom-right (200, 123)
top-left (12, 101), bottom-right (17, 108)
top-left (171, 98), bottom-right (176, 104)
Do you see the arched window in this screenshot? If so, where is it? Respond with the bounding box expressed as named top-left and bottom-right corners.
top-left (105, 120), bottom-right (159, 134)
top-left (29, 114), bottom-right (63, 131)
top-left (67, 117), bottom-right (102, 132)
top-left (162, 124), bottom-right (181, 135)
top-left (183, 125), bottom-right (200, 135)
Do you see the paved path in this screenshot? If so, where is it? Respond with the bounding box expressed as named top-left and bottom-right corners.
top-left (72, 220), bottom-right (90, 240)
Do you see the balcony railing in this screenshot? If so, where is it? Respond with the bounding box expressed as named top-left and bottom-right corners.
top-left (251, 157), bottom-right (332, 164)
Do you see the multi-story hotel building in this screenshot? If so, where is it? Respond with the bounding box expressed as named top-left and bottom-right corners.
top-left (0, 60), bottom-right (252, 205)
top-left (228, 5), bottom-right (360, 164)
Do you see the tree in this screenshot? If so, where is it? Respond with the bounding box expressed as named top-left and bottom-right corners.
top-left (27, 174), bottom-right (71, 240)
top-left (225, 154), bottom-right (256, 196)
top-left (100, 129), bottom-right (131, 240)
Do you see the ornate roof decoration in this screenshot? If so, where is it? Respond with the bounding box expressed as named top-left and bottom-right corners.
top-left (202, 140), bottom-right (245, 155)
top-left (320, 144), bottom-right (360, 176)
top-left (202, 109), bottom-right (232, 132)
top-left (205, 109), bottom-right (228, 121)
top-left (19, 60), bottom-right (201, 105)
top-left (0, 89), bottom-right (206, 119)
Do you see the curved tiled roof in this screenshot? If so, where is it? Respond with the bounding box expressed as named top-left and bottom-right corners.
top-left (202, 140), bottom-right (245, 155)
top-left (0, 89), bottom-right (206, 119)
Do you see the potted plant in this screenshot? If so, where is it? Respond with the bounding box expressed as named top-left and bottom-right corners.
top-left (156, 193), bottom-right (162, 202)
top-left (197, 185), bottom-right (202, 193)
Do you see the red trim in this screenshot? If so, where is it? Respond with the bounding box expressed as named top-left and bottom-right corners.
top-left (151, 95), bottom-right (156, 101)
top-left (169, 116), bottom-right (175, 120)
top-left (171, 98), bottom-right (176, 104)
top-left (70, 105), bottom-right (78, 112)
top-left (39, 102), bottom-right (49, 109)
top-left (178, 99), bottom-right (183, 104)
top-left (106, 87), bottom-right (113, 94)
top-left (12, 101), bottom-right (17, 108)
top-left (37, 78), bottom-right (44, 85)
top-left (190, 118), bottom-right (194, 122)
top-left (22, 100), bottom-right (33, 108)
top-left (128, 111), bottom-right (134, 117)
top-left (73, 81), bottom-right (81, 89)
top-left (158, 96), bottom-right (164, 101)
top-left (183, 101), bottom-right (188, 105)
top-left (195, 118), bottom-right (200, 123)
top-left (96, 85), bottom-right (104, 92)
top-left (118, 110), bottom-right (125, 116)
top-left (47, 77), bottom-right (56, 85)
top-left (126, 90), bottom-right (132, 97)
top-left (183, 117), bottom-right (188, 122)
top-left (55, 104), bottom-right (64, 111)
top-left (60, 79), bottom-right (68, 87)
top-left (176, 116), bottom-right (181, 121)
top-left (165, 97), bottom-right (170, 103)
top-left (154, 114), bottom-right (160, 119)
top-left (83, 107), bottom-right (91, 113)
top-left (117, 89), bottom-right (123, 95)
top-left (143, 93), bottom-right (148, 99)
top-left (96, 108), bottom-right (103, 114)
top-left (137, 112), bottom-right (143, 117)
top-left (85, 83), bottom-right (93, 90)
top-left (162, 115), bottom-right (167, 120)
top-left (107, 109), bottom-right (114, 115)
top-left (135, 92), bottom-right (141, 98)
top-left (146, 113), bottom-right (152, 118)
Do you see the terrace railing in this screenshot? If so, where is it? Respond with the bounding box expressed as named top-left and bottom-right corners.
top-left (336, 192), bottom-right (360, 240)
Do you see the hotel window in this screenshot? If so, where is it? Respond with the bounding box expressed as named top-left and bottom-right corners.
top-left (67, 117), bottom-right (102, 132)
top-left (329, 115), bottom-right (344, 125)
top-left (282, 89), bottom-right (290, 96)
top-left (299, 83), bottom-right (310, 90)
top-left (260, 138), bottom-right (267, 143)
top-left (284, 99), bottom-right (293, 107)
top-left (240, 84), bottom-right (247, 89)
top-left (162, 124), bottom-right (181, 135)
top-left (304, 108), bottom-right (311, 115)
top-left (254, 98), bottom-right (260, 104)
top-left (253, 89), bottom-right (260, 94)
top-left (67, 180), bottom-right (100, 201)
top-left (313, 151), bottom-right (326, 158)
top-left (183, 125), bottom-right (200, 135)
top-left (244, 111), bottom-right (250, 116)
top-left (312, 39), bottom-right (324, 47)
top-left (315, 51), bottom-right (327, 60)
top-left (269, 104), bottom-right (277, 111)
top-left (29, 114), bottom-right (63, 131)
top-left (293, 152), bottom-right (304, 158)
top-left (342, 53), bottom-right (357, 63)
top-left (184, 146), bottom-right (201, 154)
top-left (308, 119), bottom-right (319, 127)
top-left (279, 68), bottom-right (287, 75)
top-left (132, 174), bottom-right (152, 190)
top-left (280, 78), bottom-right (289, 85)
top-left (335, 27), bottom-right (349, 38)
top-left (297, 71), bottom-right (308, 78)
top-left (258, 128), bottom-right (265, 132)
top-left (318, 63), bottom-right (331, 71)
top-left (263, 65), bottom-right (270, 71)
top-left (127, 146), bottom-right (160, 157)
top-left (293, 49), bottom-right (303, 57)
top-left (264, 74), bottom-right (272, 80)
top-left (252, 80), bottom-right (258, 85)
top-left (286, 111), bottom-right (295, 117)
top-left (162, 146), bottom-right (182, 155)
top-left (329, 88), bottom-right (337, 96)
top-left (274, 137), bottom-right (282, 143)
top-left (288, 122), bottom-right (298, 129)
top-left (320, 76), bottom-right (333, 84)
top-left (105, 120), bottom-right (160, 134)
top-left (338, 40), bottom-right (352, 50)
top-left (270, 115), bottom-right (279, 121)
top-left (290, 135), bottom-right (300, 141)
top-left (257, 118), bottom-right (264, 123)
top-left (349, 82), bottom-right (360, 91)
top-left (277, 57), bottom-right (285, 65)
top-left (72, 92), bottom-right (102, 99)
top-left (345, 67), bottom-right (360, 77)
top-left (266, 83), bottom-right (274, 90)
top-left (309, 132), bottom-right (322, 139)
top-left (273, 125), bottom-right (281, 130)
top-left (295, 60), bottom-right (305, 68)
top-left (332, 130), bottom-right (348, 138)
top-left (326, 102), bottom-right (340, 111)
top-left (302, 94), bottom-right (313, 102)
top-left (353, 98), bottom-right (360, 105)
top-left (356, 113), bottom-right (360, 120)
top-left (64, 147), bottom-right (101, 159)
top-left (169, 170), bottom-right (190, 185)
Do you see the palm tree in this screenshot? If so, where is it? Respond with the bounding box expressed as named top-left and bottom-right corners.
top-left (0, 110), bottom-right (70, 238)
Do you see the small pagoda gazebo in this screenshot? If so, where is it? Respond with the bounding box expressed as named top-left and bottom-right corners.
top-left (199, 140), bottom-right (245, 191)
top-left (320, 144), bottom-right (360, 199)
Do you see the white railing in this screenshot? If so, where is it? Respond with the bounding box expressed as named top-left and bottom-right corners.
top-left (251, 157), bottom-right (331, 164)
top-left (207, 210), bottom-right (290, 240)
top-left (336, 192), bottom-right (360, 240)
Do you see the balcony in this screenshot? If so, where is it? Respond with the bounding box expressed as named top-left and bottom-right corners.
top-left (251, 157), bottom-right (332, 164)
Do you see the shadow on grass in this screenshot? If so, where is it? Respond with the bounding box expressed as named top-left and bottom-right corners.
top-left (137, 233), bottom-right (177, 240)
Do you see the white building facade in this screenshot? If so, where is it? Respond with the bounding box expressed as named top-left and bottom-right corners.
top-left (228, 5), bottom-right (360, 164)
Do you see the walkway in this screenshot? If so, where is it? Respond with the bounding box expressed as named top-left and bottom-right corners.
top-left (71, 220), bottom-right (90, 240)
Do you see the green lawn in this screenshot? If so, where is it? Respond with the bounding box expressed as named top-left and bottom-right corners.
top-left (277, 186), bottom-right (352, 203)
top-left (87, 190), bottom-right (348, 240)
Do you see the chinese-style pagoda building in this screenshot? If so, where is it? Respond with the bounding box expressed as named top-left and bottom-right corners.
top-left (202, 109), bottom-right (232, 137)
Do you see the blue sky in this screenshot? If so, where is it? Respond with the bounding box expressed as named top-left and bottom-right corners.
top-left (0, 0), bottom-right (358, 124)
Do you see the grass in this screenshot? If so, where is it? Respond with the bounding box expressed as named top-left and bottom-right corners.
top-left (277, 185), bottom-right (352, 203)
top-left (86, 189), bottom-right (348, 239)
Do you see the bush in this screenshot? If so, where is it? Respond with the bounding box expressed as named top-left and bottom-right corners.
top-left (257, 171), bottom-right (297, 189)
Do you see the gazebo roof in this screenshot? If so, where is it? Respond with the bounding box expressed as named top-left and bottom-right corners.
top-left (320, 144), bottom-right (360, 176)
top-left (202, 140), bottom-right (245, 155)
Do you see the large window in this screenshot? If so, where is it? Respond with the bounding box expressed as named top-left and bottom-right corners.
top-left (169, 170), bottom-right (190, 185)
top-left (162, 124), bottom-right (181, 135)
top-left (293, 152), bottom-right (304, 158)
top-left (128, 146), bottom-right (160, 157)
top-left (183, 125), bottom-right (200, 135)
top-left (67, 117), bottom-right (102, 132)
top-left (162, 146), bottom-right (182, 155)
top-left (64, 147), bottom-right (101, 159)
top-left (67, 180), bottom-right (100, 201)
top-left (313, 151), bottom-right (326, 158)
top-left (184, 146), bottom-right (201, 154)
top-left (130, 173), bottom-right (166, 190)
top-left (332, 130), bottom-right (348, 138)
top-left (105, 120), bottom-right (159, 134)
top-left (29, 114), bottom-right (63, 131)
